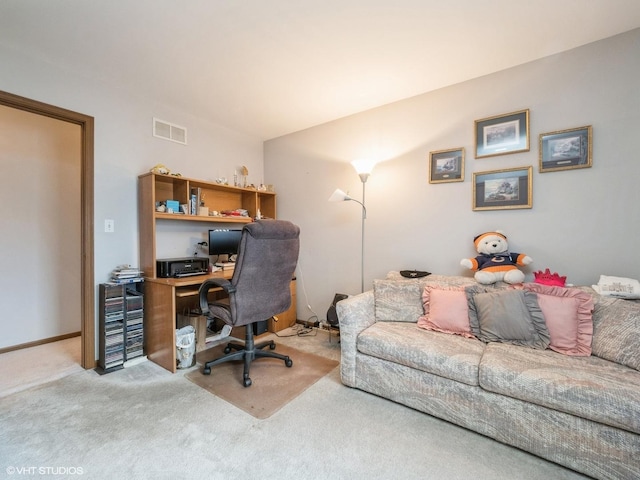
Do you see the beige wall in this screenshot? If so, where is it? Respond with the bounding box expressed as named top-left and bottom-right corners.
top-left (0, 105), bottom-right (81, 348)
top-left (265, 29), bottom-right (640, 323)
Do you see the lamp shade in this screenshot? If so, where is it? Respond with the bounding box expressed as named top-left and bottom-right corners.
top-left (351, 159), bottom-right (377, 175)
top-left (328, 188), bottom-right (351, 202)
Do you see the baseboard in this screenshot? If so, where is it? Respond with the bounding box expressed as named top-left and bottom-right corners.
top-left (0, 331), bottom-right (81, 355)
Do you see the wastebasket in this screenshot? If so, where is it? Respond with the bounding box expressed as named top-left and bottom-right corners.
top-left (176, 325), bottom-right (196, 369)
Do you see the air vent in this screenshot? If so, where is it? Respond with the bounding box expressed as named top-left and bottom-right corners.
top-left (153, 118), bottom-right (187, 145)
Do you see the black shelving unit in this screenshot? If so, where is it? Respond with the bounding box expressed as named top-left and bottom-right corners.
top-left (98, 282), bottom-right (144, 373)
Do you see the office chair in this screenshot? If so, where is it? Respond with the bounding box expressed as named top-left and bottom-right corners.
top-left (198, 220), bottom-right (300, 387)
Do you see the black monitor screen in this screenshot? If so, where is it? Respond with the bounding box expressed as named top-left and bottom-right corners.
top-left (208, 229), bottom-right (242, 257)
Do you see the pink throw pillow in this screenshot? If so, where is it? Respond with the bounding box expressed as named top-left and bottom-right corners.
top-left (522, 283), bottom-right (594, 356)
top-left (417, 285), bottom-right (475, 338)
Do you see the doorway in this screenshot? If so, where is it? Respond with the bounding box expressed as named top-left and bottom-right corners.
top-left (0, 90), bottom-right (94, 369)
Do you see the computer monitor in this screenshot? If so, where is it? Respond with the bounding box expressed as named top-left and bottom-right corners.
top-left (208, 229), bottom-right (242, 258)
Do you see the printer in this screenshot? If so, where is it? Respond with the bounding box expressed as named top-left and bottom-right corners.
top-left (156, 257), bottom-right (209, 278)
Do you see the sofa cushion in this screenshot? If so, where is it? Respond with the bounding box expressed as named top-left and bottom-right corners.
top-left (466, 287), bottom-right (550, 350)
top-left (374, 275), bottom-right (477, 323)
top-left (373, 279), bottom-right (425, 322)
top-left (357, 321), bottom-right (485, 386)
top-left (590, 295), bottom-right (640, 371)
top-left (522, 283), bottom-right (594, 356)
top-left (479, 342), bottom-right (640, 434)
top-left (417, 285), bottom-right (475, 338)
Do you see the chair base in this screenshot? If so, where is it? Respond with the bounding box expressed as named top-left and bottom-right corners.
top-left (202, 323), bottom-right (292, 387)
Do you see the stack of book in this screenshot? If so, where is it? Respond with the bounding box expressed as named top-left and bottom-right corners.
top-left (215, 262), bottom-right (236, 271)
top-left (110, 265), bottom-right (144, 284)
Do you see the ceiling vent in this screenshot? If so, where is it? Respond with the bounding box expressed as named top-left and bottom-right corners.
top-left (153, 118), bottom-right (187, 145)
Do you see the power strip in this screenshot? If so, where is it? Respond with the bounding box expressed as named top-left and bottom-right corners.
top-left (296, 319), bottom-right (319, 328)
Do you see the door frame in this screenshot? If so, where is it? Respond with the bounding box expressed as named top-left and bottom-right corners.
top-left (0, 90), bottom-right (95, 369)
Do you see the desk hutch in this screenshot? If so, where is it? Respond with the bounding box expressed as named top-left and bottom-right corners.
top-left (138, 173), bottom-right (296, 372)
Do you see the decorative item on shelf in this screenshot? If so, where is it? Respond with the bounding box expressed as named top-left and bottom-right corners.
top-left (240, 166), bottom-right (249, 187)
top-left (328, 159), bottom-right (377, 293)
top-left (220, 209), bottom-right (249, 217)
top-left (150, 163), bottom-right (170, 175)
top-left (166, 200), bottom-right (180, 214)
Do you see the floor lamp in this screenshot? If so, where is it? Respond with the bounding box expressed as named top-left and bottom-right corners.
top-left (328, 160), bottom-right (375, 293)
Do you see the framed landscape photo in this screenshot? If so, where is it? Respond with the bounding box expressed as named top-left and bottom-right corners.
top-left (472, 166), bottom-right (532, 211)
top-left (429, 147), bottom-right (464, 183)
top-left (539, 125), bottom-right (592, 172)
top-left (475, 109), bottom-right (529, 158)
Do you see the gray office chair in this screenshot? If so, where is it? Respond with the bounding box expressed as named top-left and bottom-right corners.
top-left (198, 220), bottom-right (300, 387)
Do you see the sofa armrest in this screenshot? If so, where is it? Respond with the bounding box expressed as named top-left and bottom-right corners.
top-left (337, 290), bottom-right (375, 387)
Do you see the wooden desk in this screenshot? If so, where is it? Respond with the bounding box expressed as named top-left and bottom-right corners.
top-left (144, 272), bottom-right (297, 373)
top-left (144, 271), bottom-right (233, 373)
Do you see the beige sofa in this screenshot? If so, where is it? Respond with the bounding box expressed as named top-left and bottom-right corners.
top-left (337, 274), bottom-right (640, 480)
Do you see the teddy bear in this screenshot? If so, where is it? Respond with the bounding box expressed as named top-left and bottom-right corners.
top-left (460, 231), bottom-right (533, 284)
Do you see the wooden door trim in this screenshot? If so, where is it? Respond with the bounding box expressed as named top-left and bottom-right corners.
top-left (0, 90), bottom-right (95, 369)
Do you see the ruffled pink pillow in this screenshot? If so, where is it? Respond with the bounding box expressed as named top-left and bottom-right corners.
top-left (417, 285), bottom-right (475, 338)
top-left (522, 283), bottom-right (594, 356)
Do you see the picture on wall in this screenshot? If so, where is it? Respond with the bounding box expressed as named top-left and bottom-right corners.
top-left (429, 147), bottom-right (464, 183)
top-left (475, 109), bottom-right (530, 158)
top-left (472, 166), bottom-right (532, 211)
top-left (539, 125), bottom-right (592, 172)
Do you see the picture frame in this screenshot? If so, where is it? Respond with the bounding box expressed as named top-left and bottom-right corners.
top-left (472, 166), bottom-right (533, 211)
top-left (539, 125), bottom-right (592, 172)
top-left (475, 109), bottom-right (529, 158)
top-left (429, 147), bottom-right (465, 183)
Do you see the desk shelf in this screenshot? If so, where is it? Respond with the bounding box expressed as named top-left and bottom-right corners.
top-left (138, 172), bottom-right (276, 278)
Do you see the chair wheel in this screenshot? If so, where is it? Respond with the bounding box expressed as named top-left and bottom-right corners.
top-left (243, 377), bottom-right (252, 387)
top-left (203, 367), bottom-right (211, 375)
top-left (269, 342), bottom-right (276, 350)
top-left (285, 357), bottom-right (293, 368)
top-left (224, 346), bottom-right (231, 354)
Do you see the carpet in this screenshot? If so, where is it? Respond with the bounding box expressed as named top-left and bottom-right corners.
top-left (185, 342), bottom-right (338, 419)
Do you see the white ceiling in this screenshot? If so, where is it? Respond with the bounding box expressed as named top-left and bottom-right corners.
top-left (2, 1), bottom-right (640, 140)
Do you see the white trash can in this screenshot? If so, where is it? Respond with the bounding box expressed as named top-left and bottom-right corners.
top-left (176, 325), bottom-right (196, 369)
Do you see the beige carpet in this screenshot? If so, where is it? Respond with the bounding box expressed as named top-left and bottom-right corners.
top-left (0, 336), bottom-right (83, 398)
top-left (185, 341), bottom-right (338, 419)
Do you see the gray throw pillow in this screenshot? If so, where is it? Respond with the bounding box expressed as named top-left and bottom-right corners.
top-left (466, 287), bottom-right (550, 350)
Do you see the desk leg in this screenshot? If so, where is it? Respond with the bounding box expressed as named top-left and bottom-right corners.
top-left (145, 281), bottom-right (177, 373)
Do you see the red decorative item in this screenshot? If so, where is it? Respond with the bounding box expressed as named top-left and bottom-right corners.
top-left (534, 268), bottom-right (567, 287)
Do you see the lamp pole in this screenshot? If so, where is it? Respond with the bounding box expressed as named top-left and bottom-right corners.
top-left (358, 173), bottom-right (369, 293)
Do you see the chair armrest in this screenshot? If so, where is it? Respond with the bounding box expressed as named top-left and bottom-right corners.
top-left (198, 278), bottom-right (236, 315)
top-left (336, 290), bottom-right (375, 387)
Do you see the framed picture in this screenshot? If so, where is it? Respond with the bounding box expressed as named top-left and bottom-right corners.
top-left (429, 147), bottom-right (464, 183)
top-left (475, 109), bottom-right (529, 158)
top-left (472, 166), bottom-right (532, 211)
top-left (539, 125), bottom-right (592, 172)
